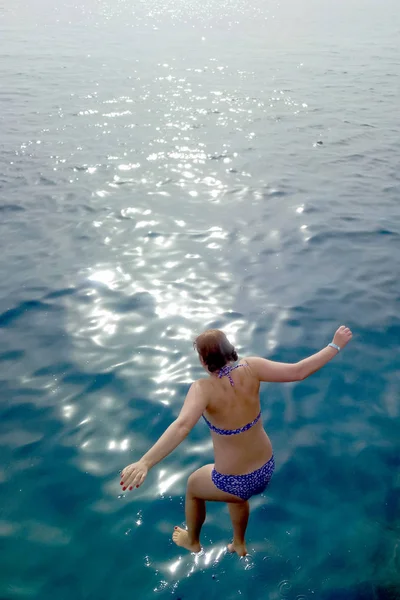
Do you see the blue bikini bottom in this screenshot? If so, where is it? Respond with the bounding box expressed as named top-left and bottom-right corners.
top-left (212, 455), bottom-right (275, 501)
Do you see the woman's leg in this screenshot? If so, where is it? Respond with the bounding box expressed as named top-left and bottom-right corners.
top-left (173, 490), bottom-right (205, 553)
top-left (172, 464), bottom-right (248, 554)
top-left (184, 491), bottom-right (206, 551)
top-left (227, 501), bottom-right (249, 556)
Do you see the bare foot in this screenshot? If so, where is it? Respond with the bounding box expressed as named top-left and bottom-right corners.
top-left (172, 527), bottom-right (201, 553)
top-left (227, 541), bottom-right (248, 557)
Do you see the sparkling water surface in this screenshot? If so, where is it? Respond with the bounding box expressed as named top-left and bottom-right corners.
top-left (1, 1), bottom-right (399, 598)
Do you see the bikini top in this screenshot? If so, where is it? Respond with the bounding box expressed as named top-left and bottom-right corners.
top-left (202, 363), bottom-right (262, 436)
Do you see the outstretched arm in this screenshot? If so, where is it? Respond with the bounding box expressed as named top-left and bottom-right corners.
top-left (121, 381), bottom-right (207, 490)
top-left (247, 325), bottom-right (352, 383)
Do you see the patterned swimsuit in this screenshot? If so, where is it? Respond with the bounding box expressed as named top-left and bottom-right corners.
top-left (203, 363), bottom-right (275, 501)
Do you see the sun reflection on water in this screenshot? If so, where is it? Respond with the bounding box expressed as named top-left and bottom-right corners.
top-left (157, 469), bottom-right (184, 496)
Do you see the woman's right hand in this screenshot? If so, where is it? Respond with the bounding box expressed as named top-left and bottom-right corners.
top-left (332, 325), bottom-right (353, 349)
top-left (120, 460), bottom-right (149, 491)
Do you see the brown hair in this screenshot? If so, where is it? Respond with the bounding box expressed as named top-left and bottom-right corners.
top-left (193, 329), bottom-right (238, 373)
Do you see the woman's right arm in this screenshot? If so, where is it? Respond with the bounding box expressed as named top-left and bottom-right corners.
top-left (247, 325), bottom-right (352, 383)
top-left (120, 381), bottom-right (208, 490)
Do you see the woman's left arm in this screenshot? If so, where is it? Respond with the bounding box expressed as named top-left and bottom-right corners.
top-left (121, 381), bottom-right (207, 490)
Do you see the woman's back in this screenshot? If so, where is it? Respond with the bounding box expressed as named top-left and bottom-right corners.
top-left (202, 361), bottom-right (259, 428)
top-left (200, 361), bottom-right (273, 475)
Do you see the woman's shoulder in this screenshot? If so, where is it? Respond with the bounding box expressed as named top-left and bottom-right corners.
top-left (190, 377), bottom-right (214, 406)
top-left (190, 375), bottom-right (210, 390)
top-left (239, 357), bottom-right (257, 373)
top-left (193, 376), bottom-right (212, 390)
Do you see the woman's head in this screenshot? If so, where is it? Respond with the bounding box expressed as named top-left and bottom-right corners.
top-left (194, 329), bottom-right (238, 373)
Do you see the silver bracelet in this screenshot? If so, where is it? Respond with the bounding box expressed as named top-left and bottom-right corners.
top-left (328, 342), bottom-right (341, 352)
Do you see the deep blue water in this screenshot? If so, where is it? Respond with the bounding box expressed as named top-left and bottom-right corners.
top-left (1, 1), bottom-right (400, 599)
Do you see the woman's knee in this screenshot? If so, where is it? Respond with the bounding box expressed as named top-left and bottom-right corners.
top-left (186, 471), bottom-right (199, 495)
top-left (186, 465), bottom-right (213, 496)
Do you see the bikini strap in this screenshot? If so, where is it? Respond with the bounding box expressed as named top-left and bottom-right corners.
top-left (218, 363), bottom-right (244, 386)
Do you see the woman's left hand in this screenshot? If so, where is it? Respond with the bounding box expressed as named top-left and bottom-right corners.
top-left (120, 460), bottom-right (149, 491)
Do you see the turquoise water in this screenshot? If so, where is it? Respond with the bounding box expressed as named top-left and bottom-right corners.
top-left (1, 0), bottom-right (400, 598)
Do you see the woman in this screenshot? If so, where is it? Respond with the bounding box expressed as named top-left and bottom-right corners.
top-left (121, 325), bottom-right (352, 557)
